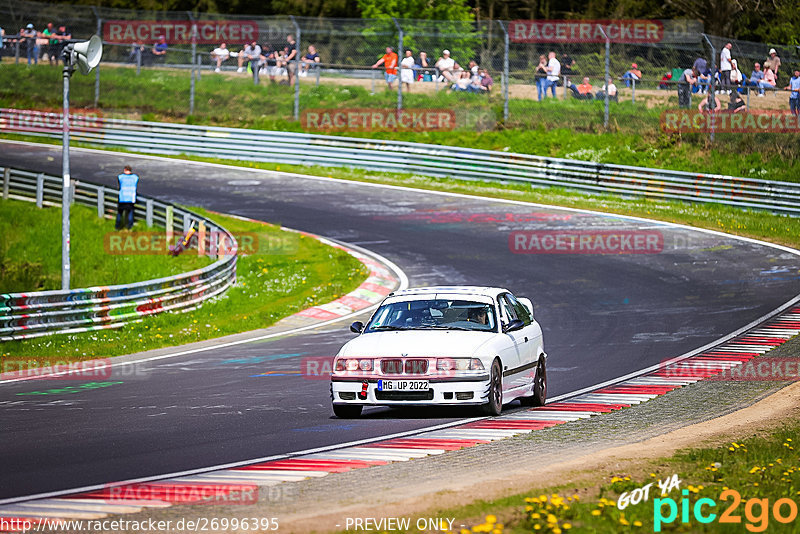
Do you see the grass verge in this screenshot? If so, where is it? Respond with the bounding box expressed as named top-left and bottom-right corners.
top-left (0, 197), bottom-right (211, 293)
top-left (438, 424), bottom-right (799, 533)
top-left (0, 63), bottom-right (798, 182)
top-left (1, 205), bottom-right (368, 365)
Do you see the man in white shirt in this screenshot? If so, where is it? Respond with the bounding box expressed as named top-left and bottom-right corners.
top-left (719, 42), bottom-right (732, 93)
top-left (546, 51), bottom-right (560, 98)
top-left (210, 42), bottom-right (230, 72)
top-left (435, 50), bottom-right (456, 82)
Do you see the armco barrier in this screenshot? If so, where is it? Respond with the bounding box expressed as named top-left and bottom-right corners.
top-left (0, 166), bottom-right (238, 342)
top-left (1, 108), bottom-right (798, 215)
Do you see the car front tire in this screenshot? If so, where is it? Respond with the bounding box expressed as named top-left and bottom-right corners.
top-left (481, 359), bottom-right (503, 416)
top-left (521, 358), bottom-right (547, 407)
top-left (332, 404), bottom-right (363, 418)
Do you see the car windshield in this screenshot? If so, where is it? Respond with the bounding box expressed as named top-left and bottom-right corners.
top-left (365, 299), bottom-right (497, 332)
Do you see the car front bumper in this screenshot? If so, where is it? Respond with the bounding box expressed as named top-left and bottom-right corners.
top-left (330, 374), bottom-right (491, 406)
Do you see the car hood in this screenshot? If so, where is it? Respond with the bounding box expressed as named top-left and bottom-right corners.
top-left (338, 330), bottom-right (495, 358)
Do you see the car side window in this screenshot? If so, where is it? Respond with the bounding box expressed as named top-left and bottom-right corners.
top-left (498, 295), bottom-right (517, 325)
top-left (507, 294), bottom-right (532, 325)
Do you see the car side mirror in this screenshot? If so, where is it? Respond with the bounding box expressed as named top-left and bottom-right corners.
top-left (503, 319), bottom-right (524, 333)
top-left (350, 321), bottom-right (364, 334)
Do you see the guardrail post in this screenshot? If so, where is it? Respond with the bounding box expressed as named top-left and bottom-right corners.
top-left (290, 16), bottom-right (301, 121)
top-left (97, 186), bottom-right (105, 218)
top-left (393, 18), bottom-right (403, 113)
top-left (136, 46), bottom-right (141, 76)
top-left (92, 8), bottom-right (102, 108)
top-left (36, 173), bottom-right (44, 208)
top-left (146, 199), bottom-right (153, 227)
top-left (198, 221), bottom-right (206, 256)
top-left (183, 213), bottom-right (191, 234)
top-left (15, 40), bottom-right (20, 64)
top-left (631, 78), bottom-right (636, 104)
top-left (166, 205), bottom-right (174, 244)
top-left (2, 168), bottom-right (9, 199)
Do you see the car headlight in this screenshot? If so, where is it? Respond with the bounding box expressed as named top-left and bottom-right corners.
top-left (436, 358), bottom-right (485, 371)
top-left (335, 358), bottom-right (373, 372)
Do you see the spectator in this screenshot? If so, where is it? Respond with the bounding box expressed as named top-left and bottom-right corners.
top-left (596, 78), bottom-right (617, 101)
top-left (418, 51), bottom-right (431, 81)
top-left (300, 45), bottom-right (320, 77)
top-left (696, 65), bottom-right (711, 94)
top-left (128, 41), bottom-right (146, 64)
top-left (758, 65), bottom-right (776, 96)
top-left (697, 94), bottom-right (721, 112)
top-left (693, 57), bottom-right (707, 76)
top-left (150, 35), bottom-right (167, 65)
top-left (476, 68), bottom-right (493, 92)
top-left (748, 62), bottom-right (764, 92)
top-left (285, 35), bottom-right (298, 85)
top-left (622, 63), bottom-right (642, 88)
top-left (451, 70), bottom-right (472, 92)
top-left (561, 53), bottom-right (575, 86)
top-left (658, 72), bottom-right (672, 90)
top-left (767, 48), bottom-right (781, 81)
top-left (534, 54), bottom-right (548, 101)
top-left (371, 46), bottom-right (398, 89)
top-left (42, 22), bottom-right (57, 65)
top-left (576, 77), bottom-right (594, 100)
top-left (236, 44), bottom-right (248, 72)
top-left (719, 42), bottom-right (732, 93)
top-left (545, 51), bottom-right (560, 98)
top-left (677, 67), bottom-right (696, 108)
top-left (243, 41), bottom-right (262, 83)
top-left (261, 45), bottom-right (278, 83)
top-left (784, 69), bottom-right (800, 116)
top-left (116, 165), bottom-right (139, 231)
top-left (55, 25), bottom-right (70, 65)
top-left (400, 49), bottom-right (415, 91)
top-left (22, 24), bottom-right (37, 65)
top-left (435, 49), bottom-right (456, 83)
top-left (0, 26), bottom-right (5, 58)
top-left (468, 60), bottom-right (479, 77)
top-left (729, 59), bottom-right (743, 87)
top-left (210, 42), bottom-right (230, 72)
top-left (728, 92), bottom-right (747, 113)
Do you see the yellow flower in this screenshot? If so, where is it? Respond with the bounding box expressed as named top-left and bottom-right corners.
top-left (547, 514), bottom-right (557, 524)
top-left (485, 515), bottom-right (497, 525)
top-left (591, 510), bottom-right (601, 516)
top-left (562, 523), bottom-right (572, 530)
top-left (634, 521), bottom-right (643, 527)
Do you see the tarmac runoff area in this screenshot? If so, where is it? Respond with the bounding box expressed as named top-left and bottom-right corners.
top-left (70, 334), bottom-right (800, 534)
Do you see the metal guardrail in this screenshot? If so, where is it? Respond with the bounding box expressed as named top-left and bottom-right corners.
top-left (2, 108), bottom-right (799, 215)
top-left (0, 165), bottom-right (238, 342)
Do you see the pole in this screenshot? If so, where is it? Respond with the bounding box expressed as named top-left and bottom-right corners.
top-left (393, 18), bottom-right (403, 112)
top-left (290, 16), bottom-right (301, 121)
top-left (92, 8), bottom-right (101, 108)
top-left (598, 27), bottom-right (610, 129)
top-left (498, 21), bottom-right (509, 122)
top-left (62, 62), bottom-right (71, 290)
top-left (702, 34), bottom-right (717, 143)
top-left (189, 12), bottom-right (197, 116)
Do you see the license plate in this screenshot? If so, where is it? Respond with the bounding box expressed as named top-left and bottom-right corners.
top-left (377, 380), bottom-right (430, 391)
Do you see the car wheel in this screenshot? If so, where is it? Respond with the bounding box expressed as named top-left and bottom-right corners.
top-left (520, 358), bottom-right (547, 407)
top-left (332, 404), bottom-right (362, 418)
top-left (481, 359), bottom-right (503, 416)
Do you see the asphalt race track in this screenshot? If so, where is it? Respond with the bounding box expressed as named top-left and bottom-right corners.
top-left (2, 141), bottom-right (800, 501)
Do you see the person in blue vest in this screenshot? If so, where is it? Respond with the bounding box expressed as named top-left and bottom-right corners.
top-left (116, 165), bottom-right (139, 230)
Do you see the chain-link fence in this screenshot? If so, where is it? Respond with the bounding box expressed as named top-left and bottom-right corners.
top-left (2, 0), bottom-right (799, 140)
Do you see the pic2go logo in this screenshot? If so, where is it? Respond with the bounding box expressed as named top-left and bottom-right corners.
top-left (654, 489), bottom-right (799, 532)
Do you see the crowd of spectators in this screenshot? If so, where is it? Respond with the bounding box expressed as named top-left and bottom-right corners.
top-left (0, 22), bottom-right (71, 65)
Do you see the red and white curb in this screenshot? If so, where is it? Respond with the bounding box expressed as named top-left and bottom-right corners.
top-left (1, 308), bottom-right (797, 529)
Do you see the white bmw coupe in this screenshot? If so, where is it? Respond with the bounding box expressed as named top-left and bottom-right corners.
top-left (330, 286), bottom-right (547, 418)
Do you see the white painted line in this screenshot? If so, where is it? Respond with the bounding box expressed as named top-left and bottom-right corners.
top-left (229, 469), bottom-right (330, 478)
top-left (626, 377), bottom-right (697, 386)
top-left (359, 446), bottom-right (447, 456)
top-left (48, 499), bottom-right (143, 514)
top-left (64, 498), bottom-right (171, 508)
top-left (164, 477), bottom-right (282, 486)
top-left (167, 471), bottom-right (310, 483)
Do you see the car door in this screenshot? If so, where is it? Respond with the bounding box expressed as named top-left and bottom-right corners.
top-left (507, 293), bottom-right (539, 366)
top-left (497, 294), bottom-right (526, 389)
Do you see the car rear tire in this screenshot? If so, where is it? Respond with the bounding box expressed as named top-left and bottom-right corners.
top-left (332, 404), bottom-right (363, 418)
top-left (481, 359), bottom-right (503, 416)
top-left (520, 358), bottom-right (547, 407)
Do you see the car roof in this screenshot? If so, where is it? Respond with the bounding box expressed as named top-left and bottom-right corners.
top-left (389, 286), bottom-right (509, 299)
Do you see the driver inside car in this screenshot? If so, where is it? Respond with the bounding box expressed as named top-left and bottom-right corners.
top-left (467, 307), bottom-right (488, 325)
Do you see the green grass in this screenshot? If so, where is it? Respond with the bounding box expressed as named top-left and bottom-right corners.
top-left (0, 198), bottom-right (211, 293)
top-left (1, 63), bottom-right (799, 182)
top-left (437, 425), bottom-right (800, 533)
top-left (1, 204), bottom-right (368, 365)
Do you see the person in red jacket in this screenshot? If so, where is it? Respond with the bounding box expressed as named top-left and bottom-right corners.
top-left (372, 46), bottom-right (398, 89)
